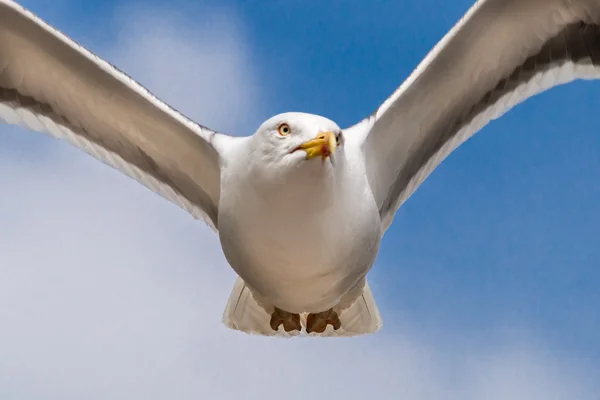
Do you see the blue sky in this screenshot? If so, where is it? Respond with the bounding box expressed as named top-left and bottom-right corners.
top-left (2, 0), bottom-right (600, 398)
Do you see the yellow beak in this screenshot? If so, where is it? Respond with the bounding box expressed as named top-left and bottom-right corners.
top-left (296, 131), bottom-right (337, 161)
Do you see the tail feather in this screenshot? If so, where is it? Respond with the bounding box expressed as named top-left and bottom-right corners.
top-left (222, 277), bottom-right (301, 337)
top-left (323, 279), bottom-right (383, 337)
top-left (222, 277), bottom-right (382, 338)
top-left (222, 277), bottom-right (273, 335)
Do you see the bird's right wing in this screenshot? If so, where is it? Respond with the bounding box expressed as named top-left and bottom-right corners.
top-left (0, 0), bottom-right (237, 231)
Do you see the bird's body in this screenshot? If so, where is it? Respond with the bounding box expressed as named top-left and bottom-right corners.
top-left (218, 114), bottom-right (381, 314)
top-left (2, 0), bottom-right (600, 336)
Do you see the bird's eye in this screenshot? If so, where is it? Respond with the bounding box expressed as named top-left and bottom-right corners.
top-left (278, 123), bottom-right (291, 136)
top-left (336, 132), bottom-right (342, 145)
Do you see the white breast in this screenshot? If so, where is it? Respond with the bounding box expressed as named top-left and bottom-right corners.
top-left (218, 148), bottom-right (381, 313)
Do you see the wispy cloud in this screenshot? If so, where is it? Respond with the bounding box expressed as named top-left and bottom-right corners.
top-left (110, 2), bottom-right (263, 134)
top-left (0, 2), bottom-right (598, 399)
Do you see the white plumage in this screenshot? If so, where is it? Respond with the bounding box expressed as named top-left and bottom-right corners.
top-left (1, 0), bottom-right (600, 337)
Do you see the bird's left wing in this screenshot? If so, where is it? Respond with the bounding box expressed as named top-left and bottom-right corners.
top-left (0, 0), bottom-right (238, 231)
top-left (348, 0), bottom-right (600, 233)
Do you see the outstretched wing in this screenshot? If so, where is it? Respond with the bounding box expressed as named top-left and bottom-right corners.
top-left (0, 0), bottom-right (235, 231)
top-left (350, 0), bottom-right (600, 233)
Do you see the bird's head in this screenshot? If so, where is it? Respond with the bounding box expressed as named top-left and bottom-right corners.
top-left (251, 112), bottom-right (344, 173)
top-left (241, 112), bottom-right (347, 209)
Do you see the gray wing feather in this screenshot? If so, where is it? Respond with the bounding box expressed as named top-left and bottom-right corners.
top-left (352, 0), bottom-right (600, 233)
top-left (0, 0), bottom-right (232, 231)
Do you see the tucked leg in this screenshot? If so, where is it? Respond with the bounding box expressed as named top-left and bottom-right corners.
top-left (306, 308), bottom-right (341, 333)
top-left (269, 307), bottom-right (301, 332)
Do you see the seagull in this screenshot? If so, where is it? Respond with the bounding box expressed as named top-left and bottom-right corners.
top-left (1, 0), bottom-right (599, 337)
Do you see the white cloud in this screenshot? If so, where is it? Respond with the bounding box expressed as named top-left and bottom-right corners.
top-left (109, 2), bottom-right (263, 134)
top-left (0, 2), bottom-right (598, 399)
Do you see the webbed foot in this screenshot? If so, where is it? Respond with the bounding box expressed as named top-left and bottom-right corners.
top-left (269, 307), bottom-right (301, 332)
top-left (306, 308), bottom-right (341, 333)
